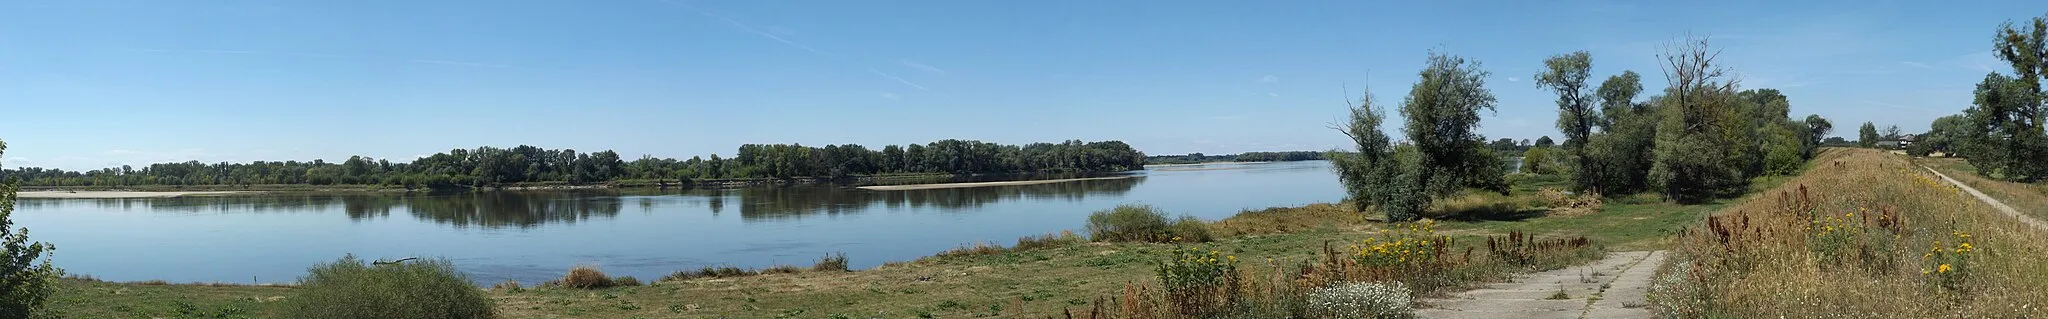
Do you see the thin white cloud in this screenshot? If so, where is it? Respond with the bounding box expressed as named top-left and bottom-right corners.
top-left (1507, 77), bottom-right (1520, 82)
top-left (1900, 61), bottom-right (1938, 70)
top-left (657, 0), bottom-right (838, 59)
top-left (1267, 92), bottom-right (1280, 97)
top-left (869, 69), bottom-right (929, 91)
top-left (767, 26), bottom-right (797, 36)
top-left (880, 92), bottom-right (899, 100)
top-left (1258, 75), bottom-right (1279, 83)
top-left (901, 59), bottom-right (946, 74)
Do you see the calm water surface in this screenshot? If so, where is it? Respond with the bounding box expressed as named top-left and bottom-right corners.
top-left (15, 161), bottom-right (1341, 285)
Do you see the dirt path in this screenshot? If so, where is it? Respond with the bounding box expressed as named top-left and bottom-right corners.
top-left (1920, 166), bottom-right (2048, 232)
top-left (1416, 251), bottom-right (1665, 319)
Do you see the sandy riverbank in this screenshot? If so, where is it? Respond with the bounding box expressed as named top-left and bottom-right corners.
top-left (1140, 161), bottom-right (1271, 168)
top-left (17, 191), bottom-right (255, 199)
top-left (855, 176), bottom-right (1136, 191)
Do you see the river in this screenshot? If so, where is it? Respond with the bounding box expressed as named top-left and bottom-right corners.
top-left (12, 161), bottom-right (1342, 285)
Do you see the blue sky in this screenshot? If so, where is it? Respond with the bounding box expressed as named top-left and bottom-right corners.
top-left (0, 0), bottom-right (2032, 171)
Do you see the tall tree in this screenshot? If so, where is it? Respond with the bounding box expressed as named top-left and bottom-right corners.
top-left (1535, 51), bottom-right (1602, 191)
top-left (1584, 71), bottom-right (1657, 194)
top-left (1648, 36), bottom-right (1748, 203)
top-left (1858, 122), bottom-right (1879, 148)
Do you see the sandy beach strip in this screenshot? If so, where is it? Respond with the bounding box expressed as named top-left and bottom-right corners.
top-left (16, 191), bottom-right (254, 199)
top-left (856, 176), bottom-right (1136, 191)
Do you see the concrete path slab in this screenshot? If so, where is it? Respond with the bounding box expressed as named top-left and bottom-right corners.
top-left (1418, 251), bottom-right (1666, 319)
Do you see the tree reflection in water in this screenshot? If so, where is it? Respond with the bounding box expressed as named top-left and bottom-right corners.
top-left (14, 176), bottom-right (1141, 229)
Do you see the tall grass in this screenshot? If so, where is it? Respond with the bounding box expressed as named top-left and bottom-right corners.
top-left (1651, 148), bottom-right (2048, 317)
top-left (1064, 221), bottom-right (1599, 318)
top-left (281, 255), bottom-right (495, 319)
top-left (812, 252), bottom-right (849, 272)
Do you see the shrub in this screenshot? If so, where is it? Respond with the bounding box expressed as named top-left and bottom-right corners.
top-left (935, 242), bottom-right (1007, 258)
top-left (661, 266), bottom-right (761, 282)
top-left (2, 141), bottom-right (61, 319)
top-left (1308, 281), bottom-right (1413, 319)
top-left (562, 265), bottom-right (615, 289)
top-left (612, 276), bottom-right (642, 287)
top-left (1086, 204), bottom-right (1172, 242)
top-left (1168, 216), bottom-right (1213, 243)
top-left (763, 265), bottom-right (801, 274)
top-left (282, 255), bottom-right (495, 319)
top-left (812, 252), bottom-right (849, 272)
top-left (1013, 230), bottom-right (1085, 251)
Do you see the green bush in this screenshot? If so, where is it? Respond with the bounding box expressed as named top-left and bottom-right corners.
top-left (1087, 204), bottom-right (1173, 242)
top-left (2, 139), bottom-right (61, 319)
top-left (1168, 216), bottom-right (1213, 243)
top-left (282, 255), bottom-right (495, 319)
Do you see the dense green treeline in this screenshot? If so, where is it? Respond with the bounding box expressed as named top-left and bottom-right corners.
top-left (1142, 151), bottom-right (1325, 165)
top-left (0, 139), bottom-right (1145, 189)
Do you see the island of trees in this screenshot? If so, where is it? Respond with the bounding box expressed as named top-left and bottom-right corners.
top-left (0, 139), bottom-right (1146, 189)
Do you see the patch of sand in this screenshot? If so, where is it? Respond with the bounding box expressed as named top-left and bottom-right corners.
top-left (16, 191), bottom-right (253, 199)
top-left (856, 176), bottom-right (1135, 191)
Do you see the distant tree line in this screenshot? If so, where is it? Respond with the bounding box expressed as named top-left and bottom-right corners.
top-left (0, 139), bottom-right (1145, 189)
top-left (1335, 38), bottom-right (1835, 222)
top-left (1917, 14), bottom-right (2048, 182)
top-left (1144, 151), bottom-right (1326, 165)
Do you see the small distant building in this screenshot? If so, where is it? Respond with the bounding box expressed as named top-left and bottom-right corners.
top-left (1877, 140), bottom-right (1903, 149)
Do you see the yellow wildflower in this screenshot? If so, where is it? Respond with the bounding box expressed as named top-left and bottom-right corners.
top-left (1938, 264), bottom-right (1953, 273)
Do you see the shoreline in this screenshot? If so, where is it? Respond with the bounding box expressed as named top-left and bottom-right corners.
top-left (1141, 161), bottom-right (1272, 168)
top-left (855, 176), bottom-right (1136, 191)
top-left (18, 191), bottom-right (256, 199)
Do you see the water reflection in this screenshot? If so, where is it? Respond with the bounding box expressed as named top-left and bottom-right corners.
top-left (18, 175), bottom-right (1144, 228)
top-left (734, 176), bottom-right (1144, 221)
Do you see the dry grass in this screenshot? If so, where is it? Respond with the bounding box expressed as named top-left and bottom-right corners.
top-left (1920, 157), bottom-right (2048, 222)
top-left (560, 265), bottom-right (615, 289)
top-left (1653, 148), bottom-right (2048, 317)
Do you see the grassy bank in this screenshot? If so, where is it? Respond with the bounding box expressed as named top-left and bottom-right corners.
top-left (1918, 157), bottom-right (2048, 221)
top-left (44, 167), bottom-right (1755, 318)
top-left (1652, 148), bottom-right (2048, 317)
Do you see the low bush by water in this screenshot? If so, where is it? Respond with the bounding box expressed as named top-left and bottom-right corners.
top-left (282, 255), bottom-right (495, 319)
top-left (1086, 204), bottom-right (1212, 243)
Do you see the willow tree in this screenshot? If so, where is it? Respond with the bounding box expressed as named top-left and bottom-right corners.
top-left (1332, 51), bottom-right (1506, 221)
top-left (1535, 51), bottom-right (1603, 191)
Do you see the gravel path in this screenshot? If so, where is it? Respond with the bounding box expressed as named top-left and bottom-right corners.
top-left (1416, 251), bottom-right (1666, 319)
